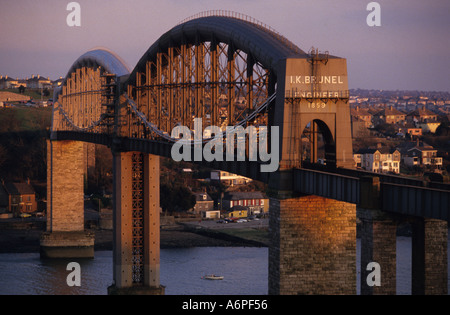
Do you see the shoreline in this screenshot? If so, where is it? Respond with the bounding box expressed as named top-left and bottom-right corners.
top-left (0, 220), bottom-right (267, 254)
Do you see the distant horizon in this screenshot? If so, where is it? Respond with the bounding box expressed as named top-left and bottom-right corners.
top-left (1, 72), bottom-right (450, 95)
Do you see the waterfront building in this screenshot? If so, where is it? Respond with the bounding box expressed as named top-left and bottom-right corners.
top-left (222, 191), bottom-right (269, 215)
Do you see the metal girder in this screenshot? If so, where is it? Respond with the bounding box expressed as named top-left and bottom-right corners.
top-left (294, 168), bottom-right (360, 204)
top-left (381, 183), bottom-right (450, 221)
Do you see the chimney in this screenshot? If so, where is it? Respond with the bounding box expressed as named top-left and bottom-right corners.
top-left (5, 75), bottom-right (8, 79)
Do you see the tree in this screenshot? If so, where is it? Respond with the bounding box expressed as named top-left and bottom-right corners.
top-left (18, 85), bottom-right (25, 94)
top-left (160, 182), bottom-right (196, 213)
top-left (435, 122), bottom-right (450, 137)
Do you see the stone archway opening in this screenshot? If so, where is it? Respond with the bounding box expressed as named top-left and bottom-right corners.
top-left (301, 119), bottom-right (336, 167)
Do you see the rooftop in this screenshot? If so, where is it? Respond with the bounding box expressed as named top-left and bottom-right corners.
top-left (225, 191), bottom-right (266, 200)
top-left (2, 182), bottom-right (35, 196)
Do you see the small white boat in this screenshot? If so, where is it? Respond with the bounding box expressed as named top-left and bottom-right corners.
top-left (202, 274), bottom-right (224, 280)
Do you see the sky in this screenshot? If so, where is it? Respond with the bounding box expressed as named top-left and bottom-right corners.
top-left (0, 0), bottom-right (449, 92)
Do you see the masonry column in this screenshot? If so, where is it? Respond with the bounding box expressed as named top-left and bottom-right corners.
top-left (412, 217), bottom-right (448, 295)
top-left (40, 140), bottom-right (95, 258)
top-left (108, 152), bottom-right (164, 295)
top-left (269, 194), bottom-right (356, 295)
top-left (358, 177), bottom-right (397, 295)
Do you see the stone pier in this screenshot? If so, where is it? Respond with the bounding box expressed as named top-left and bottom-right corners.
top-left (359, 208), bottom-right (397, 295)
top-left (412, 217), bottom-right (448, 295)
top-left (358, 177), bottom-right (397, 295)
top-left (269, 194), bottom-right (356, 295)
top-left (41, 140), bottom-right (94, 259)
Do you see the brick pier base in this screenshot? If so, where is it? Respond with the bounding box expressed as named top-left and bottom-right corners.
top-left (269, 195), bottom-right (356, 295)
top-left (359, 208), bottom-right (397, 295)
top-left (412, 218), bottom-right (448, 295)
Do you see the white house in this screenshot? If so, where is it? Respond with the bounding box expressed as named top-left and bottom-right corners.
top-left (354, 147), bottom-right (401, 174)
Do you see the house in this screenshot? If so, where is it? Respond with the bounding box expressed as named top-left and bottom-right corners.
top-left (26, 75), bottom-right (52, 89)
top-left (222, 191), bottom-right (269, 215)
top-left (398, 124), bottom-right (422, 138)
top-left (0, 75), bottom-right (19, 89)
top-left (373, 106), bottom-right (406, 124)
top-left (210, 170), bottom-right (252, 186)
top-left (406, 106), bottom-right (438, 123)
top-left (397, 141), bottom-right (443, 169)
top-left (354, 147), bottom-right (401, 174)
top-left (192, 192), bottom-right (214, 215)
top-left (405, 106), bottom-right (441, 133)
top-left (0, 181), bottom-right (37, 216)
top-left (350, 106), bottom-right (373, 128)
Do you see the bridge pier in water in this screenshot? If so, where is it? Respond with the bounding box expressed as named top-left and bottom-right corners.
top-left (108, 152), bottom-right (164, 295)
top-left (359, 177), bottom-right (448, 295)
top-left (269, 193), bottom-right (357, 295)
top-left (41, 140), bottom-right (94, 258)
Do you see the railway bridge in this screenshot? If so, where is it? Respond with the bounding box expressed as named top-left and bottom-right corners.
top-left (42, 11), bottom-right (449, 295)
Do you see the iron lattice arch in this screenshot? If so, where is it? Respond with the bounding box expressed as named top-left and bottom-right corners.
top-left (126, 41), bottom-right (274, 139)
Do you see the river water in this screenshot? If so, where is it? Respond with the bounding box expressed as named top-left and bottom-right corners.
top-left (0, 237), bottom-right (449, 295)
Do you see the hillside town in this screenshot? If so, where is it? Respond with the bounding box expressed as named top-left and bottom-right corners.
top-left (349, 89), bottom-right (450, 179)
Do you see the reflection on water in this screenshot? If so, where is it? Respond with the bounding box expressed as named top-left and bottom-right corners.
top-left (0, 238), bottom-right (449, 295)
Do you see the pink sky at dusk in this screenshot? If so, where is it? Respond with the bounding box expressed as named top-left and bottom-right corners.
top-left (0, 0), bottom-right (449, 92)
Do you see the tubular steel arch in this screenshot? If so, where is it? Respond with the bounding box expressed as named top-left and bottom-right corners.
top-left (123, 14), bottom-right (306, 142)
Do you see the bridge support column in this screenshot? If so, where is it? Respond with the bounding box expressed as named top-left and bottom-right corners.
top-left (358, 176), bottom-right (397, 295)
top-left (358, 209), bottom-right (397, 295)
top-left (108, 152), bottom-right (164, 295)
top-left (412, 217), bottom-right (448, 295)
top-left (269, 194), bottom-right (356, 295)
top-left (41, 140), bottom-right (94, 259)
